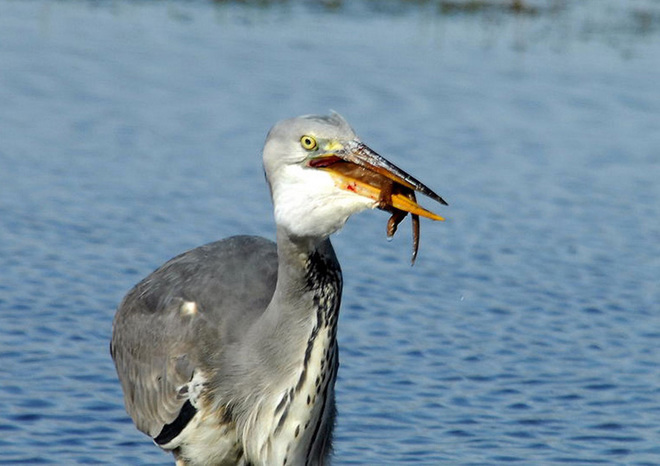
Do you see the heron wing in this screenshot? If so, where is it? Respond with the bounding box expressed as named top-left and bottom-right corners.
top-left (110, 235), bottom-right (278, 439)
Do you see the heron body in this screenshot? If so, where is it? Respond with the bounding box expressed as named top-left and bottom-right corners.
top-left (111, 113), bottom-right (446, 465)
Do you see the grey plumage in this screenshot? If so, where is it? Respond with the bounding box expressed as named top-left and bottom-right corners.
top-left (111, 113), bottom-right (446, 465)
top-left (112, 236), bottom-right (278, 437)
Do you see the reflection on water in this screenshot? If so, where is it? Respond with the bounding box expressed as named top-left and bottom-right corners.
top-left (204, 0), bottom-right (660, 53)
top-left (1, 0), bottom-right (659, 464)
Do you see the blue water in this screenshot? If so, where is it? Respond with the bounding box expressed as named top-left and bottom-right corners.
top-left (1, 0), bottom-right (659, 464)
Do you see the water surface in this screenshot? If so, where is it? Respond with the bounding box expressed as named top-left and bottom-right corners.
top-left (1, 1), bottom-right (659, 464)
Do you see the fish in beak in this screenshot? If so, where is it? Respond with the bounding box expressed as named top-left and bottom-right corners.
top-left (307, 140), bottom-right (447, 264)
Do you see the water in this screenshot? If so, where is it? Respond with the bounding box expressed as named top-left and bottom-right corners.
top-left (1, 0), bottom-right (659, 464)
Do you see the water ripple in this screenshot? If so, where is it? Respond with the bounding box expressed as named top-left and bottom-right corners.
top-left (1, 0), bottom-right (660, 464)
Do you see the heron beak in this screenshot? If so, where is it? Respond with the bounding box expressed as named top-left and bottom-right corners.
top-left (307, 140), bottom-right (447, 221)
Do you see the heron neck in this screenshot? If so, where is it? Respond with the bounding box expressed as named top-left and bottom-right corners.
top-left (248, 227), bottom-right (342, 371)
top-left (275, 226), bottom-right (338, 289)
top-left (228, 227), bottom-right (341, 462)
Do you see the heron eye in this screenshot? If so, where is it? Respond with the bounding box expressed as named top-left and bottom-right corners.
top-left (300, 135), bottom-right (318, 151)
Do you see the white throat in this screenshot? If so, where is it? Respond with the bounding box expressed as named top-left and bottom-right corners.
top-left (271, 164), bottom-right (375, 239)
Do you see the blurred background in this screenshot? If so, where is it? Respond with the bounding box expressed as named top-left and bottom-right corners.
top-left (1, 0), bottom-right (659, 464)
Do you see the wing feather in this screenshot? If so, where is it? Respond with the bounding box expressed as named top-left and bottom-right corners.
top-left (111, 236), bottom-right (278, 439)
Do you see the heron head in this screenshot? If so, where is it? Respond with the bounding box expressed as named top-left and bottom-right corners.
top-left (263, 112), bottom-right (446, 241)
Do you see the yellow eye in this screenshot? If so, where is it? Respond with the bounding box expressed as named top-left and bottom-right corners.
top-left (300, 135), bottom-right (318, 151)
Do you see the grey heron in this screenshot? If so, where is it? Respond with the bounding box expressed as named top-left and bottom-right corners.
top-left (111, 113), bottom-right (447, 465)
